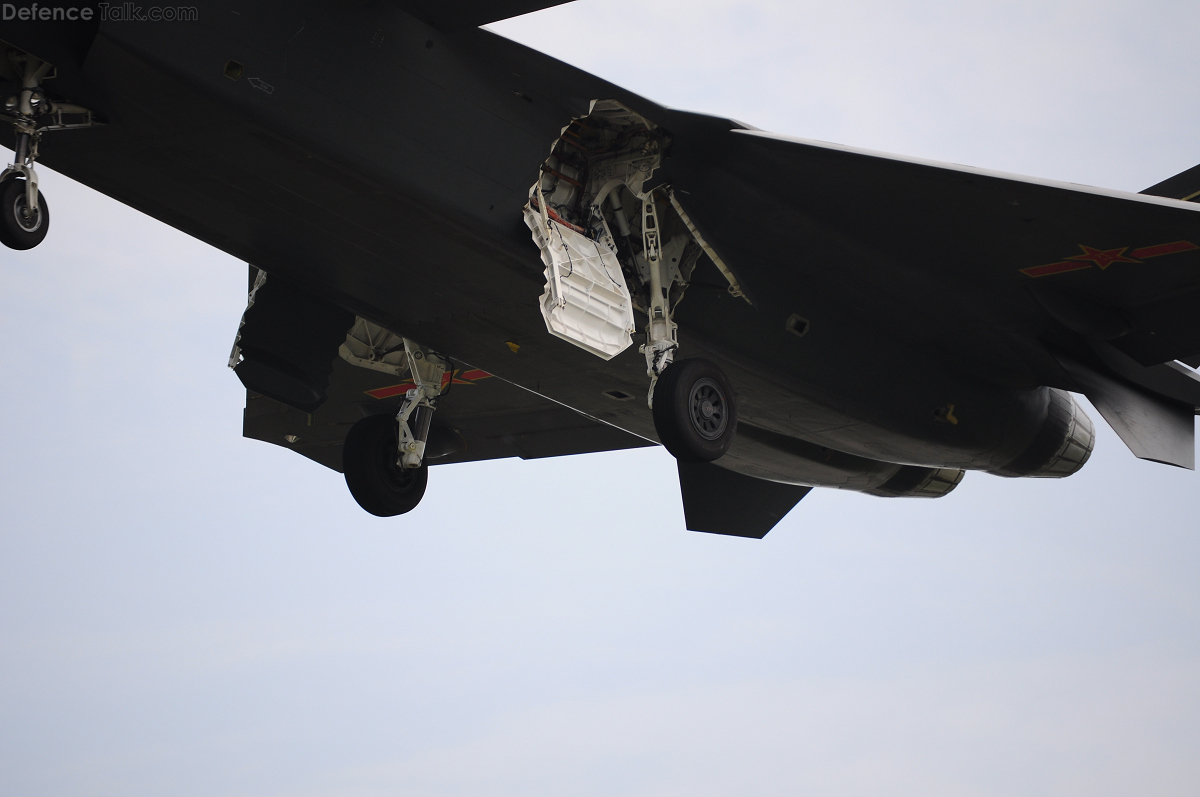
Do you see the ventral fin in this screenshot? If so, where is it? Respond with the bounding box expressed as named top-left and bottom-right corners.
top-left (677, 461), bottom-right (811, 539)
top-left (1057, 357), bottom-right (1196, 470)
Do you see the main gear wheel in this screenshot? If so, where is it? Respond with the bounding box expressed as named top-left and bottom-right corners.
top-left (651, 358), bottom-right (737, 462)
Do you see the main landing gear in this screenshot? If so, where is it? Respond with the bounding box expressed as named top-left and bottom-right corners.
top-left (1, 50), bottom-right (102, 251)
top-left (638, 193), bottom-right (737, 462)
top-left (343, 414), bottom-right (429, 517)
top-left (342, 339), bottom-right (447, 516)
top-left (522, 100), bottom-right (744, 465)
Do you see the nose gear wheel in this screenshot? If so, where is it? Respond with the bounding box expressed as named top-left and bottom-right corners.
top-left (0, 178), bottom-right (49, 249)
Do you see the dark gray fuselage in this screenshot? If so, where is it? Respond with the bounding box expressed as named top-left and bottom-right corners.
top-left (2, 1), bottom-right (1069, 489)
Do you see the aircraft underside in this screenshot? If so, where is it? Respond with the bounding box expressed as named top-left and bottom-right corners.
top-left (2, 0), bottom-right (1198, 537)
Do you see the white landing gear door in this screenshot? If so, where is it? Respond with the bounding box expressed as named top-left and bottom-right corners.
top-left (524, 207), bottom-right (636, 361)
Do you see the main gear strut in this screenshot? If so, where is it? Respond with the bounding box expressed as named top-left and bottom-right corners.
top-left (395, 339), bottom-right (449, 469)
top-left (640, 194), bottom-right (679, 405)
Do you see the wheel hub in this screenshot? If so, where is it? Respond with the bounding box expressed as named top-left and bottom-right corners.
top-left (381, 438), bottom-right (422, 494)
top-left (688, 377), bottom-right (728, 440)
top-left (12, 193), bottom-right (40, 233)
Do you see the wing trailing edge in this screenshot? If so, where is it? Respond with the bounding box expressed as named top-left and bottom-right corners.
top-left (393, 0), bottom-right (577, 30)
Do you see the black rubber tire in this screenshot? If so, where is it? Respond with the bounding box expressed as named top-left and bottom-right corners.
top-left (0, 178), bottom-right (49, 251)
top-left (652, 358), bottom-right (737, 462)
top-left (343, 414), bottom-right (429, 517)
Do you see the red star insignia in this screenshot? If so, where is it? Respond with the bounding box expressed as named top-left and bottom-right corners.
top-left (1066, 245), bottom-right (1140, 270)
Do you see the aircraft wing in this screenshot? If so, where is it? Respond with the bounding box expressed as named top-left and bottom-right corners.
top-left (669, 123), bottom-right (1200, 369)
top-left (244, 355), bottom-right (653, 473)
top-left (394, 0), bottom-right (577, 30)
top-left (663, 115), bottom-right (1200, 468)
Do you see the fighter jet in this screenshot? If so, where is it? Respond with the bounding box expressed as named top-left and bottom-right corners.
top-left (3, 0), bottom-right (1199, 537)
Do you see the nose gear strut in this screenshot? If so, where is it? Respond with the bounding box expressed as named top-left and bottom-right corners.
top-left (1, 50), bottom-right (103, 250)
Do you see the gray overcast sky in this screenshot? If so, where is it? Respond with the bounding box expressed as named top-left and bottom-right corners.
top-left (3, 2), bottom-right (1200, 795)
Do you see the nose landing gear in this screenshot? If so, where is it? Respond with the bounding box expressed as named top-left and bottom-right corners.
top-left (0, 173), bottom-right (48, 250)
top-left (1, 50), bottom-right (102, 251)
